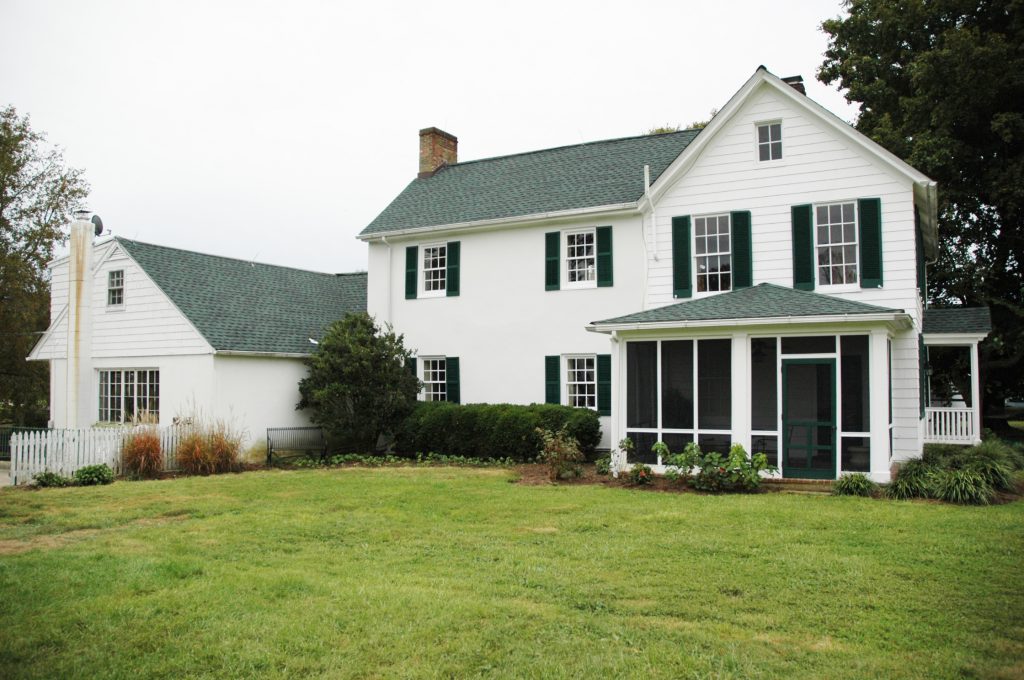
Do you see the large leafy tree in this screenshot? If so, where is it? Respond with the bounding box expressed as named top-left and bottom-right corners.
top-left (297, 313), bottom-right (420, 453)
top-left (0, 106), bottom-right (88, 425)
top-left (819, 0), bottom-right (1024, 405)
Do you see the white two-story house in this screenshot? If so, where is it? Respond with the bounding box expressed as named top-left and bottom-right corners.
top-left (361, 67), bottom-right (990, 482)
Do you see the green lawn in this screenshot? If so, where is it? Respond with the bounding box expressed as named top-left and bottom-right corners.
top-left (0, 467), bottom-right (1022, 679)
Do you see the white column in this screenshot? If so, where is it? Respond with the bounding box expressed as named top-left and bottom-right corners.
top-left (731, 332), bottom-right (750, 454)
top-left (611, 332), bottom-right (627, 476)
top-left (970, 342), bottom-right (981, 444)
top-left (868, 329), bottom-right (892, 483)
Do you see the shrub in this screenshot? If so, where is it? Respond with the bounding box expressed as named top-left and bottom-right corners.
top-left (691, 443), bottom-right (772, 493)
top-left (208, 423), bottom-right (242, 473)
top-left (394, 402), bottom-right (601, 462)
top-left (176, 430), bottom-right (214, 475)
top-left (121, 427), bottom-right (163, 478)
top-left (537, 428), bottom-right (584, 481)
top-left (175, 421), bottom-right (243, 475)
top-left (932, 468), bottom-right (995, 505)
top-left (968, 457), bottom-right (1014, 492)
top-left (33, 471), bottom-right (73, 488)
top-left (629, 463), bottom-right (653, 485)
top-left (594, 455), bottom-right (611, 476)
top-left (73, 464), bottom-right (114, 486)
top-left (833, 473), bottom-right (877, 497)
top-left (886, 459), bottom-right (936, 500)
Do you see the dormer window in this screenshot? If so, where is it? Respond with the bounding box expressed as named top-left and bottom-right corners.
top-left (107, 270), bottom-right (124, 306)
top-left (757, 122), bottom-right (782, 161)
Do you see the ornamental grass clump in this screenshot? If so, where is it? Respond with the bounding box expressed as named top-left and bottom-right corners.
top-left (121, 426), bottom-right (163, 479)
top-left (832, 472), bottom-right (878, 497)
top-left (175, 419), bottom-right (243, 475)
top-left (176, 430), bottom-right (215, 475)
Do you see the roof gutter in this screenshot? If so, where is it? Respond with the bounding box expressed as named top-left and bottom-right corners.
top-left (358, 201), bottom-right (640, 242)
top-left (214, 350), bottom-right (310, 359)
top-left (586, 311), bottom-right (912, 334)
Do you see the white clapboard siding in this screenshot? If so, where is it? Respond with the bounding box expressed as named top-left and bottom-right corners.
top-left (10, 426), bottom-right (190, 485)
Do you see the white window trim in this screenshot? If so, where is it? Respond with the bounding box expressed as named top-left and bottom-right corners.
top-left (813, 200), bottom-right (860, 290)
top-left (564, 354), bottom-right (598, 411)
top-left (420, 242), bottom-right (447, 298)
top-left (692, 213), bottom-right (733, 297)
top-left (107, 269), bottom-right (125, 309)
top-left (563, 228), bottom-right (597, 290)
top-left (419, 356), bottom-right (447, 402)
top-left (754, 120), bottom-right (784, 164)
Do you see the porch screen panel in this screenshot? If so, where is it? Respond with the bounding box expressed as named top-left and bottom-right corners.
top-left (841, 437), bottom-right (870, 472)
top-left (626, 342), bottom-right (657, 428)
top-left (751, 434), bottom-right (778, 467)
top-left (661, 340), bottom-right (694, 429)
top-left (751, 338), bottom-right (777, 431)
top-left (626, 431), bottom-right (658, 465)
top-left (840, 335), bottom-right (870, 432)
top-left (697, 339), bottom-right (731, 429)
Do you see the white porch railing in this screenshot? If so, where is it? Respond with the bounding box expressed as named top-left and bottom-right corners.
top-left (924, 407), bottom-right (977, 444)
top-left (10, 426), bottom-right (189, 485)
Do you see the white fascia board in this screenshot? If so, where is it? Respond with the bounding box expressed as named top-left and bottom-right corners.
top-left (587, 312), bottom-right (912, 334)
top-left (922, 332), bottom-right (989, 345)
top-left (214, 350), bottom-right (310, 359)
top-left (648, 68), bottom-right (935, 206)
top-left (358, 202), bottom-right (639, 243)
top-left (26, 304), bottom-right (68, 361)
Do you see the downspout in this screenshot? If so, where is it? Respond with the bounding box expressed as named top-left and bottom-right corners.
top-left (641, 165), bottom-right (655, 311)
top-left (381, 235), bottom-right (393, 325)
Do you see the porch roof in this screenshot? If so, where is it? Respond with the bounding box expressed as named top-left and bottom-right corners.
top-left (922, 307), bottom-right (992, 335)
top-left (589, 283), bottom-right (904, 330)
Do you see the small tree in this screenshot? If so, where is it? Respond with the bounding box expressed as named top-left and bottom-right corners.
top-left (297, 313), bottom-right (419, 453)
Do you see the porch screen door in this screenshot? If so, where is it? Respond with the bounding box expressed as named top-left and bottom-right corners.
top-left (782, 359), bottom-right (836, 479)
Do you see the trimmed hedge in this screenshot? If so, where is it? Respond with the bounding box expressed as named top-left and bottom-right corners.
top-left (394, 402), bottom-right (601, 461)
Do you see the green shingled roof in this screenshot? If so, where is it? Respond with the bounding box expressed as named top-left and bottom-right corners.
top-left (591, 283), bottom-right (902, 326)
top-left (116, 238), bottom-right (366, 355)
top-left (922, 307), bottom-right (992, 335)
top-left (361, 129), bottom-right (701, 236)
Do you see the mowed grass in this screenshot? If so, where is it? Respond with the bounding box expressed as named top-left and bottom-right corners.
top-left (0, 467), bottom-right (1022, 679)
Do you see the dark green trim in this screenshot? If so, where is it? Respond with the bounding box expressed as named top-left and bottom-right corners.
top-left (597, 354), bottom-right (611, 416)
top-left (545, 355), bottom-right (560, 404)
top-left (596, 226), bottom-right (613, 287)
top-left (446, 357), bottom-right (460, 404)
top-left (405, 356), bottom-right (417, 379)
top-left (446, 241), bottom-right (460, 297)
top-left (405, 246), bottom-right (418, 299)
top-left (671, 215), bottom-right (692, 298)
top-left (858, 198), bottom-right (883, 288)
top-left (791, 205), bottom-right (814, 291)
top-left (545, 232), bottom-right (560, 291)
top-left (731, 210), bottom-right (753, 289)
top-left (782, 358), bottom-right (836, 480)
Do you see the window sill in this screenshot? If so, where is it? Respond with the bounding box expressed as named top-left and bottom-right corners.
top-left (419, 290), bottom-right (447, 299)
top-left (105, 305), bottom-right (125, 312)
top-left (562, 281), bottom-right (598, 291)
top-left (817, 283), bottom-right (862, 294)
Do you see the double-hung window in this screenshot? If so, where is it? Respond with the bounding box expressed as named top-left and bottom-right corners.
top-left (107, 270), bottom-right (124, 306)
top-left (565, 230), bottom-right (596, 287)
top-left (416, 355), bottom-right (460, 403)
top-left (815, 202), bottom-right (858, 286)
top-left (695, 214), bottom-right (731, 293)
top-left (422, 244), bottom-right (447, 296)
top-left (405, 242), bottom-right (460, 299)
top-left (566, 356), bottom-right (596, 409)
top-left (98, 369), bottom-right (159, 423)
top-left (757, 121), bottom-right (782, 161)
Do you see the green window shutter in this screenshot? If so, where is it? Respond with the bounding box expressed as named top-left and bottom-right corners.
top-left (859, 197), bottom-right (883, 288)
top-left (405, 357), bottom-right (417, 379)
top-left (545, 232), bottom-right (560, 291)
top-left (545, 355), bottom-right (560, 404)
top-left (671, 216), bottom-right (692, 298)
top-left (446, 357), bottom-right (460, 404)
top-left (405, 246), bottom-right (418, 299)
top-left (791, 205), bottom-right (814, 291)
top-left (596, 226), bottom-right (613, 287)
top-left (597, 354), bottom-right (611, 416)
top-left (731, 211), bottom-right (753, 289)
top-left (446, 241), bottom-right (460, 297)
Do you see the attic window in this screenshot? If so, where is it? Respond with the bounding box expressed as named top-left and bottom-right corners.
top-left (757, 122), bottom-right (782, 161)
top-left (107, 270), bottom-right (124, 306)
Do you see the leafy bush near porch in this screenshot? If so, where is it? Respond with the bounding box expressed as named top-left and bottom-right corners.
top-left (394, 402), bottom-right (600, 461)
top-left (833, 473), bottom-right (878, 497)
top-left (537, 428), bottom-right (584, 481)
top-left (73, 464), bottom-right (114, 486)
top-left (661, 442), bottom-right (774, 493)
top-left (32, 471), bottom-right (73, 488)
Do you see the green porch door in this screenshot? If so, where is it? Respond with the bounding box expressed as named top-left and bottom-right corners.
top-left (782, 359), bottom-right (836, 479)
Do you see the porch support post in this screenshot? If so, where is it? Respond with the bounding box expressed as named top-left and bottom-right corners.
top-left (731, 333), bottom-right (750, 454)
top-left (868, 329), bottom-right (892, 483)
top-left (970, 341), bottom-right (981, 444)
top-left (611, 332), bottom-right (627, 477)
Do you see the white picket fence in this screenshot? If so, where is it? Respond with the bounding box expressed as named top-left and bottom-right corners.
top-left (9, 426), bottom-right (190, 485)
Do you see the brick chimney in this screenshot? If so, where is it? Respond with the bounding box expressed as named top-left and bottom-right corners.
top-left (781, 75), bottom-right (806, 95)
top-left (419, 127), bottom-right (457, 178)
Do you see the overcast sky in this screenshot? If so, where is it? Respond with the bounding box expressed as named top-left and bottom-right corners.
top-left (1, 0), bottom-right (859, 274)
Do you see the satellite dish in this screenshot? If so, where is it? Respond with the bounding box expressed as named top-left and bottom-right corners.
top-left (91, 214), bottom-right (104, 237)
